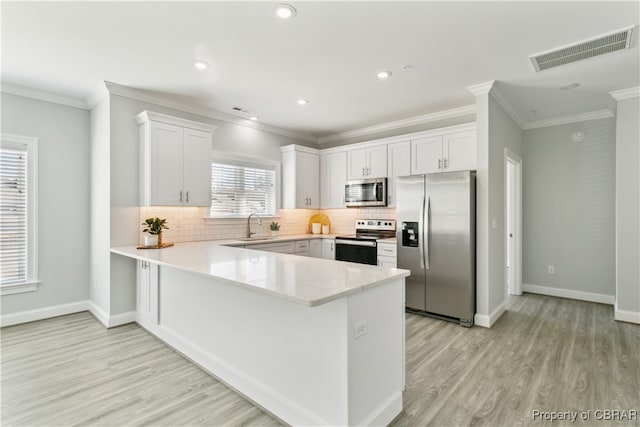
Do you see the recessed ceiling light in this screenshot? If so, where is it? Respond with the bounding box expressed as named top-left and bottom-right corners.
top-left (560, 83), bottom-right (580, 90)
top-left (249, 116), bottom-right (260, 121)
top-left (274, 4), bottom-right (296, 19)
top-left (377, 71), bottom-right (392, 79)
top-left (297, 99), bottom-right (309, 105)
top-left (193, 60), bottom-right (211, 70)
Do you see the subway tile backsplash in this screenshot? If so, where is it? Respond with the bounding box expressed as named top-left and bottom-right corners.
top-left (139, 207), bottom-right (396, 244)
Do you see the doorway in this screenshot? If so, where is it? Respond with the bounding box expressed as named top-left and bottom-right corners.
top-left (505, 148), bottom-right (522, 296)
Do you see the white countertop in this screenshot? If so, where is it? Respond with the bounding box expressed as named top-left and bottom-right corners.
top-left (111, 240), bottom-right (409, 307)
top-left (215, 233), bottom-right (341, 247)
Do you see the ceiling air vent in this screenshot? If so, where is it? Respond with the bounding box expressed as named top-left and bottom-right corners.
top-left (530, 26), bottom-right (635, 72)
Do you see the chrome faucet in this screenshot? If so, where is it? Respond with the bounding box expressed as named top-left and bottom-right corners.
top-left (247, 212), bottom-right (263, 238)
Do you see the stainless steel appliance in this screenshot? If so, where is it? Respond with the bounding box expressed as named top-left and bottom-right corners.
top-left (335, 220), bottom-right (396, 265)
top-left (396, 171), bottom-right (475, 327)
top-left (344, 178), bottom-right (387, 207)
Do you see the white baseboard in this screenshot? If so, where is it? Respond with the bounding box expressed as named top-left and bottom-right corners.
top-left (87, 301), bottom-right (136, 328)
top-left (614, 305), bottom-right (640, 324)
top-left (523, 283), bottom-right (615, 305)
top-left (136, 315), bottom-right (331, 426)
top-left (474, 300), bottom-right (507, 328)
top-left (0, 300), bottom-right (88, 327)
top-left (359, 391), bottom-right (403, 426)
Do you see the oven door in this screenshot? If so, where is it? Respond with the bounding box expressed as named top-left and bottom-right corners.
top-left (335, 239), bottom-right (378, 265)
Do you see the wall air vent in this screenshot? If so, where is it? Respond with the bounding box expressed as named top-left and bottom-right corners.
top-left (530, 26), bottom-right (635, 72)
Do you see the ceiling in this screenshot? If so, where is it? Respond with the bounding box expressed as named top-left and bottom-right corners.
top-left (2, 1), bottom-right (638, 142)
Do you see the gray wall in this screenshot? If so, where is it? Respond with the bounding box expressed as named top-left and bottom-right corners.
top-left (523, 118), bottom-right (616, 297)
top-left (614, 96), bottom-right (639, 317)
top-left (1, 93), bottom-right (90, 314)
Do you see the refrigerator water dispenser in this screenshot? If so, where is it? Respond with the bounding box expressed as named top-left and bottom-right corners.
top-left (401, 222), bottom-right (419, 247)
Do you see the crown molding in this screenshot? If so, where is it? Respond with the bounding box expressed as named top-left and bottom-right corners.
top-left (1, 82), bottom-right (89, 109)
top-left (522, 109), bottom-right (614, 130)
top-left (609, 87), bottom-right (640, 100)
top-left (488, 86), bottom-right (525, 129)
top-left (316, 104), bottom-right (476, 145)
top-left (102, 82), bottom-right (317, 144)
top-left (86, 82), bottom-right (110, 109)
top-left (467, 80), bottom-right (495, 96)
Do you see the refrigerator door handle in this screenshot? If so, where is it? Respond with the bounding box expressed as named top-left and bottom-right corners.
top-left (425, 195), bottom-right (430, 269)
top-left (419, 196), bottom-right (425, 269)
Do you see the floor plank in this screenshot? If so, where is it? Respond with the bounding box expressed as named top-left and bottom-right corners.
top-left (2, 293), bottom-right (639, 426)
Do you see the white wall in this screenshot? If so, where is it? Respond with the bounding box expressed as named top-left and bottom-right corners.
top-left (473, 88), bottom-right (524, 327)
top-left (614, 93), bottom-right (640, 323)
top-left (1, 93), bottom-right (90, 315)
top-left (523, 118), bottom-right (615, 299)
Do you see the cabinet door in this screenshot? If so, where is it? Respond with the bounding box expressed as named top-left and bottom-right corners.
top-left (309, 239), bottom-right (322, 258)
top-left (137, 261), bottom-right (159, 324)
top-left (387, 141), bottom-right (411, 207)
top-left (322, 239), bottom-right (335, 260)
top-left (304, 152), bottom-right (320, 208)
top-left (378, 257), bottom-right (397, 268)
top-left (183, 128), bottom-right (212, 206)
top-left (411, 135), bottom-right (443, 175)
top-left (443, 130), bottom-right (476, 172)
top-left (320, 151), bottom-right (347, 208)
top-left (347, 148), bottom-right (367, 180)
top-left (366, 145), bottom-right (388, 178)
top-left (150, 121), bottom-right (184, 205)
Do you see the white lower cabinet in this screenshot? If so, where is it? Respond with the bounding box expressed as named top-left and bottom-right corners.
top-left (322, 239), bottom-right (335, 260)
top-left (137, 260), bottom-right (159, 324)
top-left (294, 240), bottom-right (310, 257)
top-left (377, 242), bottom-right (397, 268)
top-left (310, 239), bottom-right (322, 258)
top-left (245, 241), bottom-right (296, 254)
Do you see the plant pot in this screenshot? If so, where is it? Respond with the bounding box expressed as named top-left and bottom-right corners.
top-left (144, 234), bottom-right (158, 247)
top-left (271, 231), bottom-right (279, 237)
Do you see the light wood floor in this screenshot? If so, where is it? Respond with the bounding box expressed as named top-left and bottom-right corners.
top-left (2, 294), bottom-right (639, 426)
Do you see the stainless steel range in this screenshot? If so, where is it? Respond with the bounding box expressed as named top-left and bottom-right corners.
top-left (335, 220), bottom-right (396, 265)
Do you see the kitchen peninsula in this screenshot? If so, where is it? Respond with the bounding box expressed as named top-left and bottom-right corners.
top-left (111, 241), bottom-right (409, 426)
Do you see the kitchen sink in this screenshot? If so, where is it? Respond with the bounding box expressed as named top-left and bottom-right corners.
top-left (238, 237), bottom-right (279, 242)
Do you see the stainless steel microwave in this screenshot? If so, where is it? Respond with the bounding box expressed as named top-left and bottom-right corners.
top-left (345, 178), bottom-right (387, 207)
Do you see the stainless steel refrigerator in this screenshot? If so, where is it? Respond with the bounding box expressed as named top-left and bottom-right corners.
top-left (396, 171), bottom-right (476, 327)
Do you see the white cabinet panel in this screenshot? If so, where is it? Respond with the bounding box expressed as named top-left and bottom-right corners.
top-left (412, 129), bottom-right (476, 175)
top-left (347, 146), bottom-right (387, 179)
top-left (282, 147), bottom-right (320, 209)
top-left (310, 239), bottom-right (322, 258)
top-left (444, 130), bottom-right (476, 172)
top-left (137, 260), bottom-right (159, 324)
top-left (183, 128), bottom-right (213, 206)
top-left (387, 141), bottom-right (411, 207)
top-left (320, 151), bottom-right (347, 208)
top-left (377, 242), bottom-right (397, 268)
top-left (322, 239), bottom-right (335, 260)
top-left (411, 135), bottom-right (442, 175)
top-left (138, 111), bottom-right (216, 207)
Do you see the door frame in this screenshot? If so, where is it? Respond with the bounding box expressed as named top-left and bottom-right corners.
top-left (504, 148), bottom-right (522, 296)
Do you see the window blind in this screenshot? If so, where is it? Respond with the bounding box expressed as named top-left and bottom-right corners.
top-left (211, 162), bottom-right (276, 217)
top-left (0, 144), bottom-right (27, 285)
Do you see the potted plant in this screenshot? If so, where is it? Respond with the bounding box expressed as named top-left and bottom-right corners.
top-left (269, 221), bottom-right (280, 237)
top-left (142, 217), bottom-right (169, 246)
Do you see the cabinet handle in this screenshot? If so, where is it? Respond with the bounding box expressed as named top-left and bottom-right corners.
top-left (331, 242), bottom-right (334, 251)
top-left (186, 191), bottom-right (189, 203)
top-left (179, 190), bottom-right (183, 202)
top-left (362, 167), bottom-right (365, 176)
top-left (438, 159), bottom-right (442, 169)
top-left (443, 158), bottom-right (448, 169)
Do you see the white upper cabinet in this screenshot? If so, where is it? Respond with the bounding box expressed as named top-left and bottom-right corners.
top-left (387, 141), bottom-right (411, 207)
top-left (137, 111), bottom-right (216, 207)
top-left (347, 145), bottom-right (387, 179)
top-left (411, 127), bottom-right (476, 175)
top-left (320, 151), bottom-right (347, 208)
top-left (281, 145), bottom-right (320, 209)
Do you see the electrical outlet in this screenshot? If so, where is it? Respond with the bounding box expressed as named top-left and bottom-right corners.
top-left (354, 321), bottom-right (368, 339)
top-left (548, 265), bottom-right (555, 274)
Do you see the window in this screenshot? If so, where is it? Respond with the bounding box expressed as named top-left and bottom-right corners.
top-left (1, 134), bottom-right (38, 294)
top-left (210, 159), bottom-right (278, 218)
